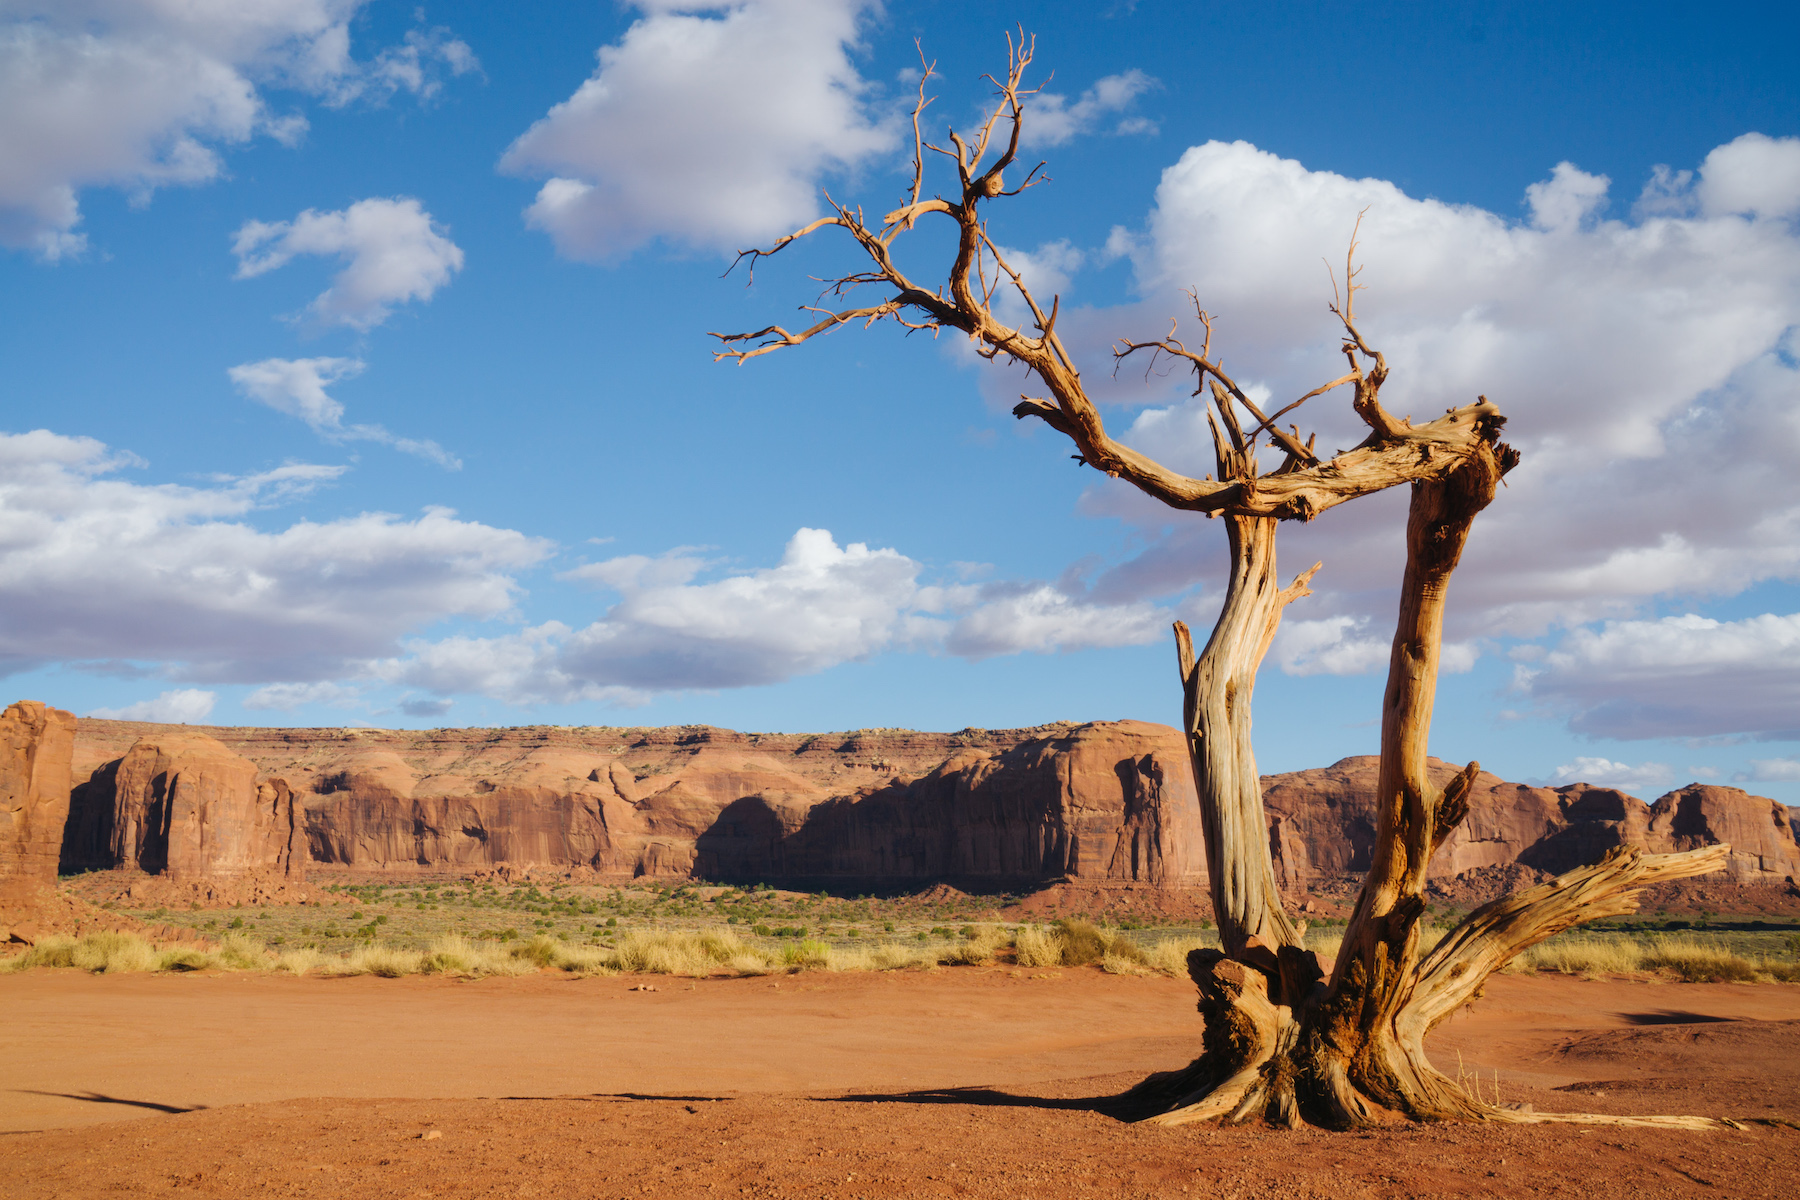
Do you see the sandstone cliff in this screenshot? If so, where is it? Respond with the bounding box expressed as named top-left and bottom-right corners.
top-left (1257, 755), bottom-right (1799, 900)
top-left (34, 712), bottom-right (1800, 907)
top-left (66, 718), bottom-right (1199, 891)
top-left (1648, 784), bottom-right (1800, 883)
top-left (0, 701), bottom-right (77, 938)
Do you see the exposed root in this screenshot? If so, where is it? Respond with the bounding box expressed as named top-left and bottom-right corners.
top-left (1132, 847), bottom-right (1740, 1131)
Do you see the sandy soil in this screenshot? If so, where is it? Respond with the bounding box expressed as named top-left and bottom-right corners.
top-left (2, 969), bottom-right (1796, 1198)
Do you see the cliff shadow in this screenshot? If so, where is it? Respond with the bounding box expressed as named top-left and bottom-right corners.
top-left (59, 758), bottom-right (120, 874)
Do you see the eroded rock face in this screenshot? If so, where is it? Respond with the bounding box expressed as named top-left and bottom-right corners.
top-left (1647, 785), bottom-right (1800, 883)
top-left (108, 734), bottom-right (302, 881)
top-left (58, 716), bottom-right (1795, 900)
top-left (0, 700), bottom-right (77, 933)
top-left (694, 721), bottom-right (1201, 887)
top-left (70, 719), bottom-right (1200, 889)
top-left (1263, 756), bottom-right (1800, 901)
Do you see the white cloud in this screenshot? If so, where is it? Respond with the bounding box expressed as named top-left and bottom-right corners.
top-left (1549, 756), bottom-right (1673, 795)
top-left (0, 429), bottom-right (549, 682)
top-left (943, 584), bottom-right (1165, 660)
top-left (1027, 134), bottom-right (1800, 738)
top-left (375, 527), bottom-right (1172, 706)
top-left (227, 357), bottom-right (460, 468)
top-left (1740, 757), bottom-right (1800, 784)
top-left (1524, 162), bottom-right (1611, 232)
top-left (89, 688), bottom-right (216, 724)
top-left (1273, 616), bottom-right (1389, 677)
top-left (1021, 69), bottom-right (1159, 148)
top-left (498, 0), bottom-right (896, 260)
top-left (1517, 613), bottom-right (1800, 740)
top-left (1267, 614), bottom-right (1481, 678)
top-left (243, 680), bottom-right (361, 711)
top-left (229, 356), bottom-right (361, 429)
top-left (383, 528), bottom-right (926, 703)
top-left (0, 3), bottom-right (475, 259)
top-left (3, 433), bottom-right (1183, 710)
top-left (232, 197), bottom-right (465, 329)
top-left (1696, 133), bottom-right (1800, 220)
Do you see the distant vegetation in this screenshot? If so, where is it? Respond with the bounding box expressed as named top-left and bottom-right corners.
top-left (7, 896), bottom-right (1799, 982)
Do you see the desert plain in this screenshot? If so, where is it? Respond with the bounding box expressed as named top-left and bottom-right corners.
top-left (5, 706), bottom-right (1800, 1197)
top-left (2, 963), bottom-right (1798, 1198)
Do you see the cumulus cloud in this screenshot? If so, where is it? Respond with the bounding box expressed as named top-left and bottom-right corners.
top-left (1740, 757), bottom-right (1800, 784)
top-left (227, 357), bottom-right (460, 468)
top-left (232, 197), bottom-right (464, 329)
top-left (374, 528), bottom-right (1171, 706)
top-left (1021, 69), bottom-right (1159, 148)
top-left (4, 432), bottom-right (1176, 710)
top-left (1270, 615), bottom-right (1476, 678)
top-left (1020, 133), bottom-right (1800, 740)
top-left (229, 355), bottom-right (360, 428)
top-left (943, 584), bottom-right (1165, 660)
top-left (1514, 613), bottom-right (1800, 741)
top-left (243, 680), bottom-right (361, 711)
top-left (380, 528), bottom-right (926, 704)
top-left (1691, 133), bottom-right (1800, 221)
top-left (0, 429), bottom-right (549, 683)
top-left (498, 0), bottom-right (896, 259)
top-left (1272, 617), bottom-right (1390, 677)
top-left (1549, 756), bottom-right (1673, 795)
top-left (89, 688), bottom-right (216, 724)
top-left (0, 3), bottom-right (474, 259)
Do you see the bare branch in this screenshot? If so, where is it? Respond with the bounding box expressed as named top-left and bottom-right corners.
top-left (722, 216), bottom-right (847, 285)
top-left (709, 301), bottom-right (903, 362)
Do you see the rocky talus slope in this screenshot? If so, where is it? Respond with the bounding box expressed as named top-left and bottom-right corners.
top-left (0, 704), bottom-right (1793, 937)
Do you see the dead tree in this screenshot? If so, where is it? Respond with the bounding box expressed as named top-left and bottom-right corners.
top-left (713, 35), bottom-right (1729, 1129)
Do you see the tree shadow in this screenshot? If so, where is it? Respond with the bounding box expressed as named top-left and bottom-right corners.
top-left (14, 1090), bottom-right (206, 1115)
top-left (815, 1086), bottom-right (1137, 1122)
top-left (500, 1093), bottom-right (735, 1104)
top-left (1614, 1011), bottom-right (1735, 1025)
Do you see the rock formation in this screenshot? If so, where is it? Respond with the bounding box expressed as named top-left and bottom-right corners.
top-left (1647, 784), bottom-right (1800, 882)
top-left (18, 710), bottom-right (1795, 909)
top-left (0, 701), bottom-right (77, 939)
top-left (104, 733), bottom-right (303, 883)
top-left (65, 719), bottom-right (1199, 891)
top-left (1254, 755), bottom-right (1798, 903)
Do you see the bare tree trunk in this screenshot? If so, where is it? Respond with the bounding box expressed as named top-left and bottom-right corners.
top-left (1176, 513), bottom-right (1317, 968)
top-left (1130, 446), bottom-right (1734, 1130)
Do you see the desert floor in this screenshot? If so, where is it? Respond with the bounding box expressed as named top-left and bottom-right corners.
top-left (2, 968), bottom-right (1796, 1199)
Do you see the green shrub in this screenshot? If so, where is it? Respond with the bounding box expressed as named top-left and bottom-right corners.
top-left (783, 939), bottom-right (831, 968)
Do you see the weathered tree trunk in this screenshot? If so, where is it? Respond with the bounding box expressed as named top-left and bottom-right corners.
top-left (1130, 444), bottom-right (1734, 1130)
top-left (1175, 512), bottom-right (1316, 968)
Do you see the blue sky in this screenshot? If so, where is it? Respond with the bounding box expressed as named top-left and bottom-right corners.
top-left (3, 0), bottom-right (1798, 801)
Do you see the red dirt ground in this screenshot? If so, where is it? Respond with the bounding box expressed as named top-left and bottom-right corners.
top-left (2, 968), bottom-right (1796, 1198)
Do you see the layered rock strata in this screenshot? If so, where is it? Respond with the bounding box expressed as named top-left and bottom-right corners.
top-left (68, 718), bottom-right (1202, 891)
top-left (29, 712), bottom-right (1800, 904)
top-left (1262, 756), bottom-right (1800, 895)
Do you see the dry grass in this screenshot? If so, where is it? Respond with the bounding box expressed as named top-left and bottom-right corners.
top-left (10, 922), bottom-right (1791, 985)
top-left (1013, 923), bottom-right (1063, 968)
top-left (1502, 933), bottom-right (1800, 982)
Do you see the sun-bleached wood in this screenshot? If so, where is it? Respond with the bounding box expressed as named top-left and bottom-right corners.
top-left (714, 33), bottom-right (1733, 1129)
